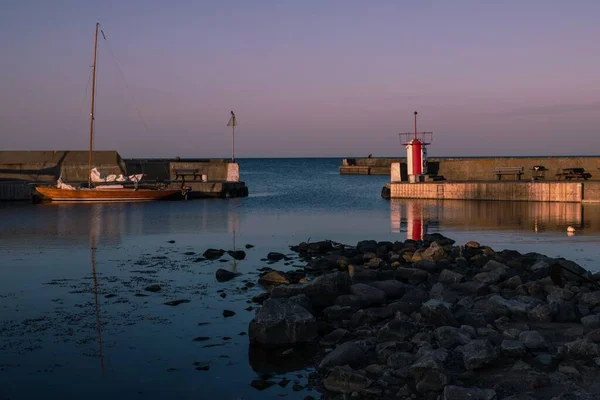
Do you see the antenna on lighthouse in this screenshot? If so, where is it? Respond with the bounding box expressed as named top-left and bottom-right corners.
top-left (414, 111), bottom-right (418, 140)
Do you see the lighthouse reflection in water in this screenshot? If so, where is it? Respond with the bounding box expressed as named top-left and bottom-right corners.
top-left (390, 199), bottom-right (590, 241)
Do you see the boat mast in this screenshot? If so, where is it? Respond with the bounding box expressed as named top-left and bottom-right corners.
top-left (88, 22), bottom-right (99, 188)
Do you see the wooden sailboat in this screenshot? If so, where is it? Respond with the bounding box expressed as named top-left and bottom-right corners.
top-left (35, 23), bottom-right (181, 202)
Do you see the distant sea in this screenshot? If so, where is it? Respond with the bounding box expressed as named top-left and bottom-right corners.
top-left (1, 157), bottom-right (599, 399)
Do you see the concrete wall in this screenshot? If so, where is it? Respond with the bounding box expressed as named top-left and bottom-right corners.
top-left (0, 182), bottom-right (33, 201)
top-left (388, 181), bottom-right (583, 202)
top-left (583, 181), bottom-right (600, 203)
top-left (0, 151), bottom-right (125, 182)
top-left (124, 158), bottom-right (237, 182)
top-left (342, 156), bottom-right (600, 180)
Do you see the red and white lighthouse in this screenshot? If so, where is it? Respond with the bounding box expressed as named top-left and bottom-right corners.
top-left (399, 112), bottom-right (433, 183)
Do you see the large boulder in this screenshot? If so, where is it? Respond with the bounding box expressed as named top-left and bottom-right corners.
top-left (421, 242), bottom-right (447, 261)
top-left (377, 318), bottom-right (418, 342)
top-left (271, 271), bottom-right (352, 307)
top-left (248, 298), bottom-right (318, 346)
top-left (319, 340), bottom-right (375, 369)
top-left (438, 269), bottom-right (465, 285)
top-left (420, 299), bottom-right (458, 327)
top-left (367, 280), bottom-right (406, 300)
top-left (323, 366), bottom-right (372, 394)
top-left (580, 291), bottom-right (600, 309)
top-left (258, 270), bottom-right (290, 285)
top-left (350, 283), bottom-right (386, 306)
top-left (434, 326), bottom-right (472, 349)
top-left (462, 340), bottom-right (498, 370)
top-left (410, 354), bottom-right (449, 393)
top-left (443, 386), bottom-right (496, 400)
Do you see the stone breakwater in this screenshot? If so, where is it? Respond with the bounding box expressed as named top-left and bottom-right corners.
top-left (246, 234), bottom-right (600, 400)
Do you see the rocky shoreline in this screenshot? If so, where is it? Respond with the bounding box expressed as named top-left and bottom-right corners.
top-left (244, 234), bottom-right (600, 400)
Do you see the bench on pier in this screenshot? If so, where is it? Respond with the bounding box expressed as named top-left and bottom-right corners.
top-left (495, 166), bottom-right (524, 180)
top-left (173, 168), bottom-right (202, 181)
top-left (556, 168), bottom-right (592, 181)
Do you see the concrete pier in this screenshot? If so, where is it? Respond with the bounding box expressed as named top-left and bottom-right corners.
top-left (0, 151), bottom-right (248, 201)
top-left (383, 181), bottom-right (600, 203)
top-left (342, 156), bottom-right (600, 180)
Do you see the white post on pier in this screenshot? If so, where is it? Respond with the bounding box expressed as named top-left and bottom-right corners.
top-left (227, 111), bottom-right (238, 162)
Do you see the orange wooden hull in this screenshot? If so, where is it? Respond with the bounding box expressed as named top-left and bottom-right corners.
top-left (35, 186), bottom-right (182, 202)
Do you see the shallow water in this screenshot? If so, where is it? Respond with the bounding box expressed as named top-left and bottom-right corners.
top-left (1, 158), bottom-right (599, 399)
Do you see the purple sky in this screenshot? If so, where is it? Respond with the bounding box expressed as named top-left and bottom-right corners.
top-left (1, 0), bottom-right (599, 158)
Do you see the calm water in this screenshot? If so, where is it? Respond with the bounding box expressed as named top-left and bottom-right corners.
top-left (1, 158), bottom-right (600, 400)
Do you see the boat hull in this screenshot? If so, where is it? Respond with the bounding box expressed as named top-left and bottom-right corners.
top-left (35, 187), bottom-right (182, 202)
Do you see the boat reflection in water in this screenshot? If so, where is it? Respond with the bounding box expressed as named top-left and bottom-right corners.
top-left (89, 204), bottom-right (105, 375)
top-left (390, 199), bottom-right (599, 241)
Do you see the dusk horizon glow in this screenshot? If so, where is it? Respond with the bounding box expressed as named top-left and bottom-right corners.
top-left (1, 0), bottom-right (599, 158)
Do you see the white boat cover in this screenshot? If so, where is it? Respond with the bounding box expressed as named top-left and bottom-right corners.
top-left (56, 177), bottom-right (76, 190)
top-left (90, 167), bottom-right (144, 183)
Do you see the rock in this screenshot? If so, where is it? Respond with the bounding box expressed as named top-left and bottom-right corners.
top-left (501, 340), bottom-right (527, 357)
top-left (451, 282), bottom-right (490, 296)
top-left (410, 354), bottom-right (449, 393)
top-left (482, 260), bottom-right (509, 274)
top-left (443, 385), bottom-right (496, 400)
top-left (222, 310), bottom-right (235, 317)
top-left (557, 259), bottom-right (590, 282)
top-left (164, 299), bottom-right (190, 306)
top-left (530, 260), bottom-right (551, 274)
top-left (267, 252), bottom-right (286, 261)
top-left (245, 244), bottom-right (254, 249)
top-left (321, 329), bottom-right (349, 346)
top-left (319, 340), bottom-right (374, 369)
top-left (463, 340), bottom-right (498, 370)
top-left (271, 271), bottom-right (352, 307)
top-left (334, 294), bottom-right (363, 311)
top-left (420, 299), bottom-right (458, 327)
top-left (554, 301), bottom-right (580, 322)
top-left (564, 339), bottom-right (599, 359)
top-left (395, 267), bottom-right (428, 285)
top-left (368, 280), bottom-right (405, 299)
top-left (356, 240), bottom-right (378, 254)
top-left (386, 351), bottom-right (415, 370)
top-left (323, 305), bottom-right (355, 322)
top-left (144, 284), bottom-right (161, 292)
top-left (466, 241), bottom-right (480, 248)
top-left (502, 275), bottom-right (523, 289)
top-left (203, 248), bottom-right (225, 260)
top-left (258, 271), bottom-right (290, 285)
top-left (580, 291), bottom-right (600, 309)
top-left (527, 304), bottom-right (553, 322)
top-left (434, 326), bottom-right (471, 349)
top-left (252, 292), bottom-right (270, 304)
top-left (377, 318), bottom-right (418, 342)
top-left (424, 233), bottom-right (455, 246)
top-left (488, 295), bottom-right (532, 319)
top-left (215, 269), bottom-right (237, 282)
top-left (474, 272), bottom-right (502, 285)
top-left (438, 269), bottom-right (465, 285)
top-left (323, 366), bottom-right (372, 394)
top-left (558, 364), bottom-right (579, 375)
top-left (421, 242), bottom-right (447, 261)
top-left (519, 331), bottom-right (547, 350)
top-left (461, 310), bottom-right (495, 328)
top-left (587, 328), bottom-right (600, 343)
top-left (249, 298), bottom-right (317, 346)
top-left (581, 314), bottom-right (600, 329)
top-left (349, 283), bottom-right (386, 306)
top-left (349, 307), bottom-right (393, 328)
top-left (227, 250), bottom-right (246, 260)
top-left (250, 378), bottom-right (276, 390)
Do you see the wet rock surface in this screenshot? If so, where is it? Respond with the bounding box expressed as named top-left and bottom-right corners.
top-left (246, 235), bottom-right (600, 399)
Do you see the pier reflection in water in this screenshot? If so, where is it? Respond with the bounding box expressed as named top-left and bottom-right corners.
top-left (390, 199), bottom-right (600, 241)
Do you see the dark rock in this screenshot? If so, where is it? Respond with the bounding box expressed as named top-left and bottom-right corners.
top-left (564, 339), bottom-right (599, 359)
top-left (420, 299), bottom-right (458, 327)
top-left (219, 292), bottom-right (227, 298)
top-left (144, 284), bottom-right (161, 292)
top-left (581, 314), bottom-right (600, 329)
top-left (350, 283), bottom-right (386, 306)
top-left (305, 257), bottom-right (336, 272)
top-left (395, 267), bottom-right (429, 285)
top-left (368, 280), bottom-right (406, 300)
top-left (443, 386), bottom-right (496, 400)
top-left (580, 291), bottom-right (600, 309)
top-left (223, 310), bottom-right (235, 318)
top-left (377, 318), bottom-right (418, 342)
top-left (252, 292), bottom-right (270, 304)
top-left (248, 298), bottom-right (317, 346)
top-left (501, 340), bottom-right (527, 357)
top-left (323, 366), bottom-right (372, 394)
top-left (438, 269), bottom-right (465, 285)
top-left (434, 326), bottom-right (471, 349)
top-left (267, 252), bottom-right (286, 262)
top-left (250, 379), bottom-right (276, 391)
top-left (281, 271), bottom-right (352, 307)
top-left (410, 353), bottom-right (449, 393)
top-left (386, 351), bottom-right (415, 370)
top-left (164, 299), bottom-right (190, 306)
top-left (227, 250), bottom-right (246, 260)
top-left (460, 310), bottom-right (495, 328)
top-left (554, 301), bottom-right (580, 322)
top-left (323, 305), bottom-right (355, 322)
top-left (350, 307), bottom-right (393, 328)
top-left (215, 268), bottom-right (238, 282)
top-left (245, 244), bottom-right (254, 249)
top-left (334, 294), bottom-right (364, 311)
top-left (474, 271), bottom-right (502, 285)
top-left (289, 294), bottom-right (313, 314)
top-left (357, 240), bottom-right (379, 254)
top-left (319, 340), bottom-right (375, 369)
top-left (321, 329), bottom-right (349, 346)
top-left (423, 233), bottom-right (455, 246)
top-left (527, 304), bottom-right (553, 322)
top-left (193, 361), bottom-right (210, 371)
top-left (451, 281), bottom-right (490, 296)
top-left (414, 259), bottom-right (442, 273)
top-left (203, 248), bottom-right (225, 260)
top-left (462, 340), bottom-right (498, 369)
top-left (519, 331), bottom-right (547, 350)
top-left (192, 336), bottom-right (210, 342)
